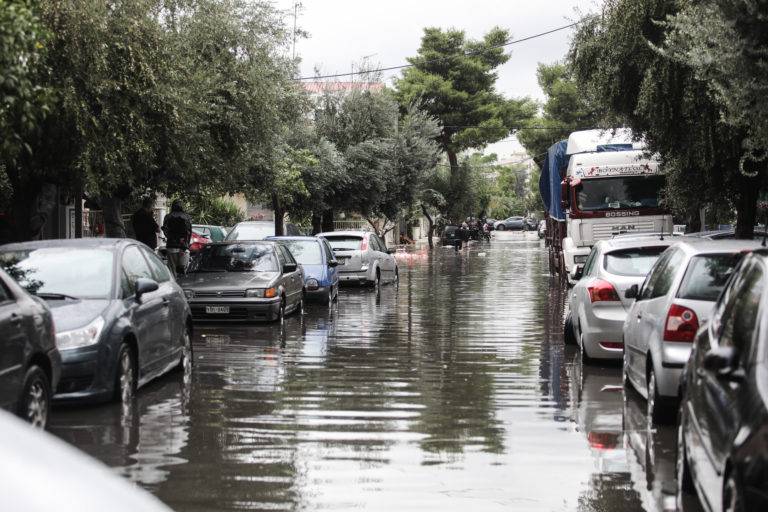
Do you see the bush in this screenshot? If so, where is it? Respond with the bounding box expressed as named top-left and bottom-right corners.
top-left (189, 197), bottom-right (245, 227)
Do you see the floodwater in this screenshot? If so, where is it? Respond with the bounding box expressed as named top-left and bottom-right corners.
top-left (49, 233), bottom-right (683, 511)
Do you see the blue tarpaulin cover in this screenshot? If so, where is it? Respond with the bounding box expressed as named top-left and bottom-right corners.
top-left (539, 140), bottom-right (569, 220)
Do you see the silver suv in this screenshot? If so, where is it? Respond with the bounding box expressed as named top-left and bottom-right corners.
top-left (316, 230), bottom-right (398, 287)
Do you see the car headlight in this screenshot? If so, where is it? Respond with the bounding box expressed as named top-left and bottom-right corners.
top-left (306, 278), bottom-right (319, 290)
top-left (246, 288), bottom-right (277, 298)
top-left (183, 289), bottom-right (195, 299)
top-left (56, 316), bottom-right (105, 350)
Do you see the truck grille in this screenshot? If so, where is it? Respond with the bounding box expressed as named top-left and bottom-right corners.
top-left (591, 219), bottom-right (658, 241)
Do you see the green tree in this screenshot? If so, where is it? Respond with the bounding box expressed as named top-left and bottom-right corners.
top-left (569, 0), bottom-right (765, 236)
top-left (394, 27), bottom-right (537, 175)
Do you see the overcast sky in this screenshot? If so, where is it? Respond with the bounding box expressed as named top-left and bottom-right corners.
top-left (273, 0), bottom-right (599, 156)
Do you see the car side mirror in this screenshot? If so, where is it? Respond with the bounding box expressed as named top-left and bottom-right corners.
top-left (329, 260), bottom-right (338, 268)
top-left (283, 263), bottom-right (298, 273)
top-left (703, 346), bottom-right (744, 381)
top-left (135, 277), bottom-right (159, 301)
top-left (625, 284), bottom-right (638, 299)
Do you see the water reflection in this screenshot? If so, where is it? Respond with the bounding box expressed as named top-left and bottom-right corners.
top-left (48, 238), bottom-right (684, 511)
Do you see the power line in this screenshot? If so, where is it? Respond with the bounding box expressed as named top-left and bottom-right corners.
top-left (295, 21), bottom-right (582, 82)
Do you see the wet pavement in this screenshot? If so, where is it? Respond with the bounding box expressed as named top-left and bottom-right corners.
top-left (49, 233), bottom-right (686, 511)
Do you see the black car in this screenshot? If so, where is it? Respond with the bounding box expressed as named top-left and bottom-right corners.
top-left (0, 267), bottom-right (61, 428)
top-left (677, 249), bottom-right (768, 511)
top-left (177, 240), bottom-right (305, 322)
top-left (0, 239), bottom-right (193, 405)
top-left (440, 225), bottom-right (465, 247)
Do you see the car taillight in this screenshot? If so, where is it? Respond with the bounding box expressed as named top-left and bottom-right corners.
top-left (664, 304), bottom-right (699, 342)
top-left (360, 236), bottom-right (368, 251)
top-left (588, 279), bottom-right (620, 302)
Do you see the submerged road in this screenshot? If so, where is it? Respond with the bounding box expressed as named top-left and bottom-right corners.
top-left (50, 232), bottom-right (683, 511)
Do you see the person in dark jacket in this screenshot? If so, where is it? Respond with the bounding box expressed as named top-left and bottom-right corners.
top-left (131, 197), bottom-right (160, 249)
top-left (162, 199), bottom-right (192, 276)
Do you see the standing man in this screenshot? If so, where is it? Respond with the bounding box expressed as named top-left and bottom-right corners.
top-left (162, 199), bottom-right (192, 276)
top-left (132, 197), bottom-right (161, 249)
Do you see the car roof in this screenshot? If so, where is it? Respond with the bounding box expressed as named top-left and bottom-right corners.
top-left (205, 239), bottom-right (278, 246)
top-left (316, 230), bottom-right (371, 237)
top-left (595, 235), bottom-right (678, 252)
top-left (0, 238), bottom-right (134, 251)
top-left (268, 235), bottom-right (323, 242)
top-left (667, 238), bottom-right (766, 256)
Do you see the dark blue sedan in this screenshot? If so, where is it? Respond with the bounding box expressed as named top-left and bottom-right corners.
top-left (0, 239), bottom-right (193, 404)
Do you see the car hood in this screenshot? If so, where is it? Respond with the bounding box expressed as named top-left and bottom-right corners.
top-left (178, 271), bottom-right (280, 289)
top-left (47, 299), bottom-right (111, 332)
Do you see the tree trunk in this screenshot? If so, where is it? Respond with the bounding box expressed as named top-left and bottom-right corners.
top-left (311, 213), bottom-right (322, 235)
top-left (420, 203), bottom-right (434, 248)
top-left (734, 168), bottom-right (763, 238)
top-left (272, 192), bottom-right (285, 236)
top-left (102, 195), bottom-right (127, 238)
top-left (321, 209), bottom-right (334, 232)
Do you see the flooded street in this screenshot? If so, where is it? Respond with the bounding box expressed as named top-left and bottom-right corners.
top-left (49, 234), bottom-right (681, 511)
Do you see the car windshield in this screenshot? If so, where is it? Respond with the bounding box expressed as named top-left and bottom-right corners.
top-left (281, 240), bottom-right (322, 265)
top-left (575, 175), bottom-right (666, 211)
top-left (0, 248), bottom-right (114, 298)
top-left (325, 236), bottom-right (363, 251)
top-left (226, 223), bottom-right (275, 240)
top-left (677, 253), bottom-right (745, 301)
top-left (192, 243), bottom-right (279, 272)
top-left (603, 246), bottom-right (668, 276)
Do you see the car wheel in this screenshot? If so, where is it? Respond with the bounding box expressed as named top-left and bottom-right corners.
top-left (647, 365), bottom-right (669, 424)
top-left (371, 271), bottom-right (380, 291)
top-left (277, 298), bottom-right (286, 325)
top-left (296, 296), bottom-right (304, 316)
top-left (115, 344), bottom-right (135, 404)
top-left (393, 268), bottom-right (399, 287)
top-left (523, 225), bottom-right (529, 231)
top-left (19, 365), bottom-right (51, 429)
top-left (723, 472), bottom-right (743, 512)
top-left (332, 284), bottom-right (339, 303)
top-left (676, 411), bottom-right (695, 509)
top-left (622, 350), bottom-right (632, 391)
top-left (176, 325), bottom-right (193, 373)
top-left (564, 311), bottom-right (577, 345)
top-left (327, 288), bottom-right (334, 308)
top-left (497, 225), bottom-right (505, 231)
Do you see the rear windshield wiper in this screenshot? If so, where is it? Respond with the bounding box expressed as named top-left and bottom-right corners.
top-left (332, 248), bottom-right (354, 251)
top-left (36, 292), bottom-right (79, 300)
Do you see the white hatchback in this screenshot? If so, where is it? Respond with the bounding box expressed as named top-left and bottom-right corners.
top-left (566, 235), bottom-right (676, 362)
top-left (622, 238), bottom-right (764, 423)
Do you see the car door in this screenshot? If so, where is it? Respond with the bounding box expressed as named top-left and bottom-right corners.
top-left (121, 245), bottom-right (168, 376)
top-left (140, 246), bottom-right (183, 366)
top-left (692, 261), bottom-right (764, 507)
top-left (277, 245), bottom-right (302, 307)
top-left (372, 235), bottom-right (394, 280)
top-left (571, 245), bottom-right (600, 335)
top-left (321, 238), bottom-right (339, 291)
top-left (0, 276), bottom-right (26, 410)
top-left (625, 249), bottom-right (679, 384)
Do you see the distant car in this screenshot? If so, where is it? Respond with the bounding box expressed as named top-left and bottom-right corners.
top-left (268, 236), bottom-right (339, 306)
top-left (316, 230), bottom-right (398, 287)
top-left (494, 216), bottom-right (525, 231)
top-left (225, 220), bottom-right (301, 240)
top-left (523, 217), bottom-right (538, 231)
top-left (0, 238), bottom-right (193, 405)
top-left (440, 225), bottom-right (464, 248)
top-left (178, 240), bottom-right (304, 322)
top-left (566, 236), bottom-right (676, 363)
top-left (0, 409), bottom-right (173, 511)
top-left (483, 218), bottom-right (497, 231)
top-left (0, 266), bottom-right (61, 429)
top-left (189, 230), bottom-right (211, 254)
top-left (622, 239), bottom-right (763, 423)
top-left (192, 224), bottom-right (228, 242)
top-left (677, 249), bottom-right (768, 512)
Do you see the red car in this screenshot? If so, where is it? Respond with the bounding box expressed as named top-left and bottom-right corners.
top-left (189, 231), bottom-right (211, 253)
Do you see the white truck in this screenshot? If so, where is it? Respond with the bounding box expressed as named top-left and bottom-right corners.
top-left (540, 129), bottom-right (673, 284)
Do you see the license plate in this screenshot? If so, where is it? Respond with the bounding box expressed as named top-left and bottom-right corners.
top-left (206, 306), bottom-right (229, 314)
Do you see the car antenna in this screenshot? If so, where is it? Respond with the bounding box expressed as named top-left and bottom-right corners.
top-left (659, 232), bottom-right (664, 241)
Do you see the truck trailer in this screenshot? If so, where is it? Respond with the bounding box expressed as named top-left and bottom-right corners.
top-left (540, 129), bottom-right (673, 284)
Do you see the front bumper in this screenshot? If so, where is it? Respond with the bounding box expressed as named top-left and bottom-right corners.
top-left (54, 344), bottom-right (114, 404)
top-left (305, 285), bottom-right (332, 302)
top-left (188, 298), bottom-right (282, 322)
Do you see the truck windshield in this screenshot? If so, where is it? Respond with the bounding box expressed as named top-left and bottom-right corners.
top-left (575, 175), bottom-right (665, 211)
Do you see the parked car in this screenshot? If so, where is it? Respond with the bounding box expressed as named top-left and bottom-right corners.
top-left (268, 236), bottom-right (339, 306)
top-left (192, 224), bottom-right (228, 242)
top-left (677, 249), bottom-right (768, 512)
top-left (0, 408), bottom-right (173, 511)
top-left (622, 239), bottom-right (762, 423)
top-left (225, 220), bottom-right (301, 240)
top-left (440, 225), bottom-right (464, 248)
top-left (0, 266), bottom-right (61, 429)
top-left (316, 230), bottom-right (398, 287)
top-left (523, 217), bottom-right (538, 231)
top-left (566, 235), bottom-right (676, 363)
top-left (0, 238), bottom-right (193, 404)
top-left (178, 240), bottom-right (304, 322)
top-left (684, 227), bottom-right (768, 240)
top-left (483, 218), bottom-right (497, 231)
top-left (494, 216), bottom-right (525, 231)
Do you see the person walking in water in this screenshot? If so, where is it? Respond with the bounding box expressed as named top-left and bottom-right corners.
top-left (162, 199), bottom-right (192, 276)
